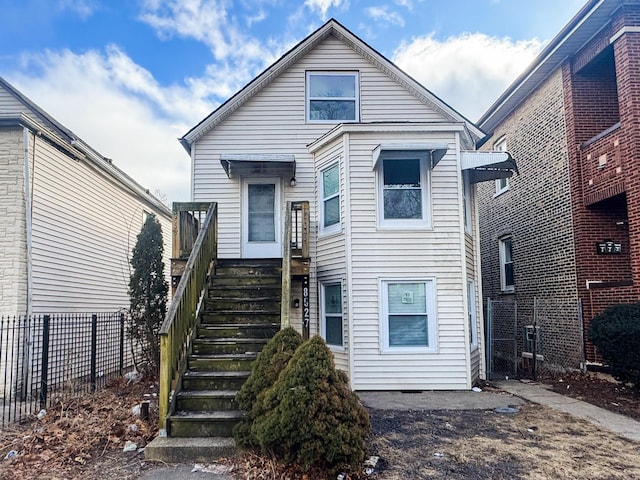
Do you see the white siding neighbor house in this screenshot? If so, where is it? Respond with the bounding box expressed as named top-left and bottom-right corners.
top-left (180, 20), bottom-right (516, 390)
top-left (0, 77), bottom-right (172, 316)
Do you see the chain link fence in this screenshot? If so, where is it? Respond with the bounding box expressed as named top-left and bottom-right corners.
top-left (487, 298), bottom-right (585, 380)
top-left (0, 312), bottom-right (140, 427)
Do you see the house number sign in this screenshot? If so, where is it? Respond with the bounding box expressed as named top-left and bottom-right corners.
top-left (596, 240), bottom-right (622, 255)
top-left (302, 276), bottom-right (310, 329)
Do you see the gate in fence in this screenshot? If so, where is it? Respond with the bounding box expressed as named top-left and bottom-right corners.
top-left (486, 298), bottom-right (586, 380)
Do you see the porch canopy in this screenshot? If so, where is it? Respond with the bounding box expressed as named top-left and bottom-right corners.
top-left (372, 143), bottom-right (449, 170)
top-left (461, 151), bottom-right (518, 184)
top-left (220, 153), bottom-right (295, 178)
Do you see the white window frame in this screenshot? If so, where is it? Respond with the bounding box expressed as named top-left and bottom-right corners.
top-left (499, 236), bottom-right (515, 292)
top-left (320, 281), bottom-right (344, 349)
top-left (306, 71), bottom-right (359, 123)
top-left (379, 278), bottom-right (437, 353)
top-left (467, 280), bottom-right (478, 350)
top-left (319, 162), bottom-right (341, 236)
top-left (376, 153), bottom-right (431, 229)
top-left (463, 173), bottom-right (472, 234)
top-left (494, 137), bottom-right (509, 196)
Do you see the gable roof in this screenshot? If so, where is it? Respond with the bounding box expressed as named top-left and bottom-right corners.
top-left (478, 0), bottom-right (620, 134)
top-left (0, 76), bottom-right (171, 216)
top-left (180, 18), bottom-right (484, 151)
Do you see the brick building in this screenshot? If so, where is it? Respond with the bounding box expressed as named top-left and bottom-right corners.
top-left (477, 0), bottom-right (640, 369)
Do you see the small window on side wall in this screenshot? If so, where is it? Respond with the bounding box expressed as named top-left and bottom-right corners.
top-left (320, 162), bottom-right (340, 235)
top-left (307, 72), bottom-right (359, 122)
top-left (499, 236), bottom-right (514, 292)
top-left (321, 282), bottom-right (343, 347)
top-left (494, 137), bottom-right (509, 195)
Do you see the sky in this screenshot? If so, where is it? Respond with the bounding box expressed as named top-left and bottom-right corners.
top-left (0, 0), bottom-right (587, 204)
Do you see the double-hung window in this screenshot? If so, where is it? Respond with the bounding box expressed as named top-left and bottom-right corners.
top-left (321, 282), bottom-right (343, 348)
top-left (499, 236), bottom-right (515, 292)
top-left (381, 279), bottom-right (436, 351)
top-left (377, 152), bottom-right (430, 228)
top-left (307, 72), bottom-right (359, 122)
top-left (494, 137), bottom-right (509, 195)
top-left (320, 162), bottom-right (340, 234)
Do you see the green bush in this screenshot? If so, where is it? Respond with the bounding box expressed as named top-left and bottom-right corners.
top-left (234, 327), bottom-right (303, 446)
top-left (588, 303), bottom-right (640, 391)
top-left (251, 336), bottom-right (370, 472)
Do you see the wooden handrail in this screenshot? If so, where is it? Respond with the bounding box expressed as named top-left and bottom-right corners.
top-left (158, 202), bottom-right (217, 433)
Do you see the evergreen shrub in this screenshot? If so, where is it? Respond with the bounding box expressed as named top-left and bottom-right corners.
top-left (588, 303), bottom-right (640, 392)
top-left (234, 327), bottom-right (303, 446)
top-left (251, 335), bottom-right (370, 472)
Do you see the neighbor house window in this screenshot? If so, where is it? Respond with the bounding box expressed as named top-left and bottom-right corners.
top-left (467, 281), bottom-right (478, 349)
top-left (320, 162), bottom-right (340, 234)
top-left (494, 137), bottom-right (509, 195)
top-left (499, 236), bottom-right (514, 292)
top-left (381, 279), bottom-right (436, 351)
top-left (377, 153), bottom-right (430, 228)
top-left (321, 282), bottom-right (343, 347)
top-left (307, 72), bottom-right (359, 122)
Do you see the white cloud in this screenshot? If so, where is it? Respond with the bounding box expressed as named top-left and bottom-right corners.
top-left (393, 33), bottom-right (543, 121)
top-left (57, 0), bottom-right (98, 19)
top-left (366, 6), bottom-right (404, 27)
top-left (304, 0), bottom-right (347, 20)
top-left (10, 47), bottom-right (215, 203)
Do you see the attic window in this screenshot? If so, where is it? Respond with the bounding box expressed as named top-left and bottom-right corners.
top-left (306, 72), bottom-right (359, 122)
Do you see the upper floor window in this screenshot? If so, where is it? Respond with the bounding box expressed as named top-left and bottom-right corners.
top-left (320, 162), bottom-right (340, 235)
top-left (377, 153), bottom-right (430, 229)
top-left (494, 137), bottom-right (509, 195)
top-left (499, 236), bottom-right (514, 292)
top-left (307, 72), bottom-right (359, 122)
top-left (463, 174), bottom-right (472, 234)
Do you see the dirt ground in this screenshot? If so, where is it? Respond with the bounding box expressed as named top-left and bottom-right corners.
top-left (1, 373), bottom-right (639, 479)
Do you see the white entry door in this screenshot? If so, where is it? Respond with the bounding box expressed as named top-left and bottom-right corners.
top-left (242, 178), bottom-right (282, 258)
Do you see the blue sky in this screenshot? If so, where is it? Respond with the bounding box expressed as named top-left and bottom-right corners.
top-left (0, 0), bottom-right (586, 202)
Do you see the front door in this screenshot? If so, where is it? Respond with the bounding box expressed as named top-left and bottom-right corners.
top-left (242, 178), bottom-right (282, 258)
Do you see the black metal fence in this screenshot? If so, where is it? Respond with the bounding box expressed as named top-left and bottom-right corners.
top-left (0, 312), bottom-right (139, 427)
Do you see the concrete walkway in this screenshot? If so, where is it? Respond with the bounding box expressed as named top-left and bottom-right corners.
top-left (494, 379), bottom-right (640, 442)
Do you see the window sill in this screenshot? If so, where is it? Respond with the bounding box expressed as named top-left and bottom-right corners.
top-left (328, 345), bottom-right (346, 354)
top-left (319, 227), bottom-right (342, 239)
top-left (380, 346), bottom-right (438, 354)
top-left (500, 288), bottom-right (515, 295)
top-left (493, 187), bottom-right (510, 198)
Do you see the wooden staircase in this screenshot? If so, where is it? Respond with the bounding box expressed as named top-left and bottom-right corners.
top-left (165, 258), bottom-right (281, 439)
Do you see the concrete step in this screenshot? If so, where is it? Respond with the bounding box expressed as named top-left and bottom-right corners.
top-left (144, 436), bottom-right (236, 463)
top-left (192, 338), bottom-right (268, 355)
top-left (188, 353), bottom-right (257, 372)
top-left (181, 371), bottom-right (250, 391)
top-left (197, 323), bottom-right (280, 339)
top-left (167, 410), bottom-right (243, 437)
top-left (175, 389), bottom-right (238, 412)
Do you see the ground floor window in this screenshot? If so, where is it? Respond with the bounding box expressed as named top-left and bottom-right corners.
top-left (321, 282), bottom-right (343, 347)
top-left (381, 279), bottom-right (436, 351)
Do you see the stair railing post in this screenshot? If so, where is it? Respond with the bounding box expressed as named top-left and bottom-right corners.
top-left (281, 202), bottom-right (292, 328)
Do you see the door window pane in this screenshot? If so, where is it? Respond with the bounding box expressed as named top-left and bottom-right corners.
top-left (248, 184), bottom-right (275, 242)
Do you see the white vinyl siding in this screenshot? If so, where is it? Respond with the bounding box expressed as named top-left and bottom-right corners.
top-left (29, 136), bottom-right (172, 313)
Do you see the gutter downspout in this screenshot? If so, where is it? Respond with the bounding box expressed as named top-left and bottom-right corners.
top-left (23, 127), bottom-right (33, 316)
